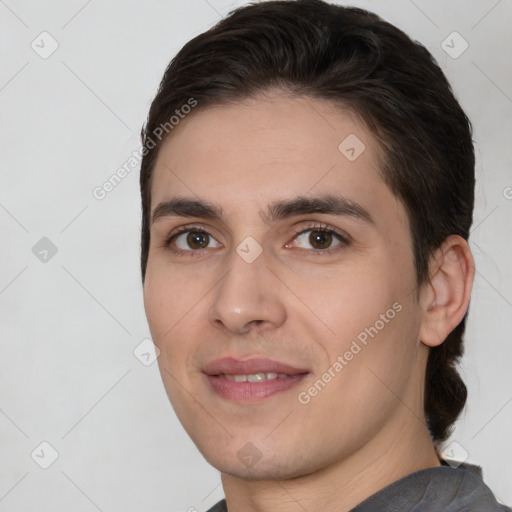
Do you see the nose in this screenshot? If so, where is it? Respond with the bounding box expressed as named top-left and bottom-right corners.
top-left (208, 248), bottom-right (287, 335)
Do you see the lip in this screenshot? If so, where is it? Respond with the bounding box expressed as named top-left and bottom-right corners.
top-left (203, 357), bottom-right (309, 402)
top-left (204, 357), bottom-right (308, 376)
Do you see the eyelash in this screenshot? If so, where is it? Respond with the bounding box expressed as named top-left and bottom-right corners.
top-left (163, 222), bottom-right (351, 257)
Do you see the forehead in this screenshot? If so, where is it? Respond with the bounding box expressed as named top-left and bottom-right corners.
top-left (150, 93), bottom-right (405, 230)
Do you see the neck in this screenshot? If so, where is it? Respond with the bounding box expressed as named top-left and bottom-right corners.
top-left (221, 415), bottom-right (440, 512)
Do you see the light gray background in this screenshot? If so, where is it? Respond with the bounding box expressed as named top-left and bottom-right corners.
top-left (1, 0), bottom-right (511, 510)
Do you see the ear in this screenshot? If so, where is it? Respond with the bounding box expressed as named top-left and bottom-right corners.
top-left (419, 235), bottom-right (475, 347)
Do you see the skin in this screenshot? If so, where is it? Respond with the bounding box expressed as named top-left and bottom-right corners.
top-left (143, 91), bottom-right (475, 512)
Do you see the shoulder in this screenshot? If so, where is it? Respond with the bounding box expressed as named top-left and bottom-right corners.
top-left (454, 463), bottom-right (511, 511)
top-left (352, 461), bottom-right (511, 512)
top-left (204, 499), bottom-right (227, 512)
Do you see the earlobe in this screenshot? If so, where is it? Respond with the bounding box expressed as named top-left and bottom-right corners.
top-left (419, 235), bottom-right (475, 348)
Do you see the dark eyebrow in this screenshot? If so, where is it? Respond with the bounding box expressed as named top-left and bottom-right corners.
top-left (151, 197), bottom-right (223, 225)
top-left (150, 193), bottom-right (374, 226)
top-left (262, 194), bottom-right (374, 226)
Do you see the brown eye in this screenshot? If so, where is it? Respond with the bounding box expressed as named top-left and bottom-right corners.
top-left (292, 227), bottom-right (344, 251)
top-left (309, 230), bottom-right (333, 249)
top-left (168, 228), bottom-right (222, 252)
top-left (186, 231), bottom-right (210, 249)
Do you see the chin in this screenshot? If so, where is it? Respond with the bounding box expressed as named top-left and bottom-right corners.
top-left (199, 441), bottom-right (315, 481)
top-left (208, 458), bottom-right (305, 481)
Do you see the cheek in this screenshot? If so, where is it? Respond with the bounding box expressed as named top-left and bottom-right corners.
top-left (144, 270), bottom-right (196, 404)
top-left (292, 252), bottom-right (418, 380)
top-left (145, 256), bottom-right (192, 319)
top-left (143, 262), bottom-right (209, 371)
top-left (315, 273), bottom-right (420, 412)
top-left (291, 262), bottom-right (399, 343)
top-left (144, 262), bottom-right (185, 348)
top-left (143, 264), bottom-right (168, 340)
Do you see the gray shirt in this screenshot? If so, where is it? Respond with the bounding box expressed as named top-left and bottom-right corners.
top-left (205, 461), bottom-right (510, 511)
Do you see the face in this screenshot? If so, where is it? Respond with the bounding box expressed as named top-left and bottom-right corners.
top-left (143, 92), bottom-right (429, 479)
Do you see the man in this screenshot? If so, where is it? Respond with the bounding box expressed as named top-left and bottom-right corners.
top-left (139, 1), bottom-right (510, 510)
